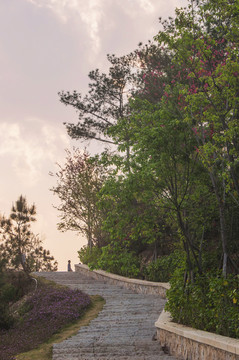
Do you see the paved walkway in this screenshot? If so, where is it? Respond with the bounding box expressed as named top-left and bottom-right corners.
top-left (35, 271), bottom-right (178, 360)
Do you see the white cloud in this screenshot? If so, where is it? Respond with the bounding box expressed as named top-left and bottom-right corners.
top-left (0, 119), bottom-right (70, 186)
top-left (25, 0), bottom-right (157, 54)
top-left (27, 0), bottom-right (81, 23)
top-left (126, 0), bottom-right (155, 15)
top-left (78, 0), bottom-right (103, 52)
top-left (139, 0), bottom-right (154, 13)
top-left (26, 0), bottom-right (104, 52)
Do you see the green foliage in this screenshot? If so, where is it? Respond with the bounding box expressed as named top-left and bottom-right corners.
top-left (59, 54), bottom-right (133, 145)
top-left (51, 149), bottom-right (107, 249)
top-left (0, 272), bottom-right (14, 330)
top-left (0, 271), bottom-right (34, 330)
top-left (0, 196), bottom-right (58, 273)
top-left (95, 243), bottom-right (140, 278)
top-left (0, 302), bottom-right (14, 330)
top-left (6, 271), bottom-right (34, 299)
top-left (143, 250), bottom-right (186, 282)
top-left (59, 0), bottom-right (239, 338)
top-left (98, 172), bottom-right (167, 251)
top-left (78, 245), bottom-right (102, 269)
top-left (166, 270), bottom-right (239, 338)
top-left (18, 301), bottom-right (33, 317)
top-left (78, 243), bottom-right (141, 278)
top-left (155, 0), bottom-right (239, 276)
top-left (0, 282), bottom-right (17, 303)
top-left (59, 44), bottom-right (171, 146)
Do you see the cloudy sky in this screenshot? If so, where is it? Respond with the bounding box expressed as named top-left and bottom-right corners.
top-left (0, 0), bottom-right (187, 270)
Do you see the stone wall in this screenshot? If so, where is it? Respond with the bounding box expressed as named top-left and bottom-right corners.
top-left (155, 310), bottom-right (239, 360)
top-left (75, 264), bottom-right (239, 360)
top-left (75, 263), bottom-right (169, 298)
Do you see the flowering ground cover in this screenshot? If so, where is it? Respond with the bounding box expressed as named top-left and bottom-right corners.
top-left (0, 283), bottom-right (91, 360)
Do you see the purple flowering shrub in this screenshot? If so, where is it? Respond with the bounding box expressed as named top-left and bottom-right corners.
top-left (0, 285), bottom-right (91, 360)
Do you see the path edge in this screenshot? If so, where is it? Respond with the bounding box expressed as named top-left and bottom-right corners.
top-left (75, 263), bottom-right (169, 298)
top-left (155, 310), bottom-right (239, 360)
top-left (75, 263), bottom-right (239, 360)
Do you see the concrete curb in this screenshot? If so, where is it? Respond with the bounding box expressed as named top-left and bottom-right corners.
top-left (155, 310), bottom-right (239, 360)
top-left (75, 263), bottom-right (169, 298)
top-left (75, 264), bottom-right (239, 360)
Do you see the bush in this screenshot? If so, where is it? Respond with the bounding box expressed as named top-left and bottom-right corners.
top-left (165, 270), bottom-right (239, 338)
top-left (143, 250), bottom-right (185, 282)
top-left (96, 243), bottom-right (140, 278)
top-left (3, 271), bottom-right (34, 301)
top-left (78, 245), bottom-right (102, 269)
top-left (0, 283), bottom-right (17, 304)
top-left (0, 303), bottom-right (14, 330)
top-left (79, 243), bottom-right (141, 278)
top-left (0, 284), bottom-right (91, 360)
top-left (0, 271), bottom-right (33, 330)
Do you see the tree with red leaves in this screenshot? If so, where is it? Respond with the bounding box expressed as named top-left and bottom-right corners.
top-left (50, 148), bottom-right (107, 249)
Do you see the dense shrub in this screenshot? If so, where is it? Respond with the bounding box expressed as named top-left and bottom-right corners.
top-left (0, 303), bottom-right (14, 330)
top-left (0, 271), bottom-right (34, 330)
top-left (79, 243), bottom-right (141, 278)
top-left (143, 250), bottom-right (185, 282)
top-left (78, 245), bottom-right (102, 269)
top-left (166, 270), bottom-right (239, 338)
top-left (6, 271), bottom-right (34, 300)
top-left (97, 244), bottom-right (140, 278)
top-left (0, 284), bottom-right (91, 360)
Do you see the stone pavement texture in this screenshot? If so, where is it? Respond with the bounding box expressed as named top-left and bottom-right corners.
top-left (35, 271), bottom-right (178, 360)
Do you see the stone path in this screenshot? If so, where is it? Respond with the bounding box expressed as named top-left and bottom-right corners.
top-left (35, 271), bottom-right (177, 360)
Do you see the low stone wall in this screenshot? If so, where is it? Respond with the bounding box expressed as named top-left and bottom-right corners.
top-left (75, 264), bottom-right (239, 360)
top-left (75, 263), bottom-right (169, 298)
top-left (155, 310), bottom-right (239, 360)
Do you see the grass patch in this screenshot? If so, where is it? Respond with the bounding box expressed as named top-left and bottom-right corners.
top-left (16, 295), bottom-right (105, 360)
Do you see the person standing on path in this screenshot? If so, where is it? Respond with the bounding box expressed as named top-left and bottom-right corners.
top-left (67, 260), bottom-right (73, 271)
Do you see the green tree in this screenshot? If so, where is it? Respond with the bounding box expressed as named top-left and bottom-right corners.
top-left (155, 0), bottom-right (239, 276)
top-left (127, 95), bottom-right (218, 278)
top-left (0, 195), bottom-right (58, 273)
top-left (58, 0), bottom-right (239, 280)
top-left (59, 44), bottom-right (173, 168)
top-left (59, 54), bottom-right (135, 145)
top-left (50, 148), bottom-right (107, 249)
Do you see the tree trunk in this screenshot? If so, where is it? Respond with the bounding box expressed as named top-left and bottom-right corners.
top-left (209, 171), bottom-right (228, 277)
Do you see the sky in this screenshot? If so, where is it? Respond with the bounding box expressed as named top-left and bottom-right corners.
top-left (0, 0), bottom-right (188, 271)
